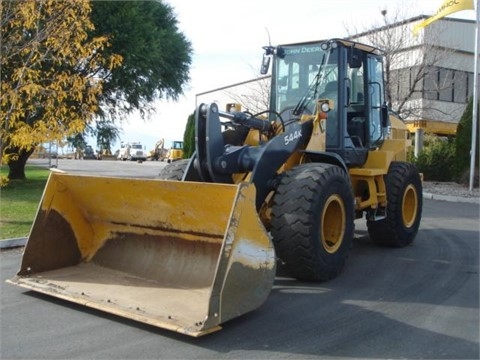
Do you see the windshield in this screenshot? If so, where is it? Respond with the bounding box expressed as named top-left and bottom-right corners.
top-left (272, 42), bottom-right (339, 119)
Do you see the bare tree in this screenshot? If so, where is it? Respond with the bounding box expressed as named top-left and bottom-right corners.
top-left (223, 75), bottom-right (271, 115)
top-left (345, 6), bottom-right (462, 123)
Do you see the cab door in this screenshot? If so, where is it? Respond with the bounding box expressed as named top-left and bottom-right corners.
top-left (366, 55), bottom-right (386, 149)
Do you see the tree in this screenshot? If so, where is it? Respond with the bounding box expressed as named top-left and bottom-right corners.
top-left (455, 97), bottom-right (479, 184)
top-left (66, 133), bottom-right (87, 160)
top-left (69, 1), bottom-right (193, 156)
top-left (224, 74), bottom-right (272, 115)
top-left (89, 1), bottom-right (192, 120)
top-left (1, 0), bottom-right (121, 179)
top-left (183, 112), bottom-right (195, 158)
top-left (94, 119), bottom-right (121, 156)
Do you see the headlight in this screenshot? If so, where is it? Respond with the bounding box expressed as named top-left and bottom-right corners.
top-left (320, 102), bottom-right (330, 112)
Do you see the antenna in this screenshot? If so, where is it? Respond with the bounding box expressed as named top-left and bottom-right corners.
top-left (265, 27), bottom-right (272, 47)
top-left (262, 28), bottom-right (274, 56)
top-left (260, 28), bottom-right (273, 74)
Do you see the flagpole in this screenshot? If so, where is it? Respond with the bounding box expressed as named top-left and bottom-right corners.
top-left (469, 0), bottom-right (479, 191)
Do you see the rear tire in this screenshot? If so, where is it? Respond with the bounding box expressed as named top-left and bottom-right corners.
top-left (367, 161), bottom-right (422, 247)
top-left (158, 159), bottom-right (189, 180)
top-left (271, 163), bottom-right (355, 282)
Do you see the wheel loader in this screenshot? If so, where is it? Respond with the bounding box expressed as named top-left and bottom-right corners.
top-left (165, 140), bottom-right (184, 163)
top-left (7, 38), bottom-right (422, 337)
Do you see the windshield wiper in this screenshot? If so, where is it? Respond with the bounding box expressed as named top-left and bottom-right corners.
top-left (292, 52), bottom-right (330, 116)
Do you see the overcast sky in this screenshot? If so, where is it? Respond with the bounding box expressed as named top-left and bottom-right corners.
top-left (111, 0), bottom-right (476, 152)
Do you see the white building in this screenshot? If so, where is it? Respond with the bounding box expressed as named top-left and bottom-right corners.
top-left (351, 15), bottom-right (476, 135)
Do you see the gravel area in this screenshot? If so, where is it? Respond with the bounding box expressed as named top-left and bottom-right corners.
top-left (423, 181), bottom-right (480, 199)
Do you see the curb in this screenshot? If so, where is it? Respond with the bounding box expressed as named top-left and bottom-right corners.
top-left (1, 193), bottom-right (478, 250)
top-left (0, 237), bottom-right (27, 249)
top-left (422, 192), bottom-right (480, 204)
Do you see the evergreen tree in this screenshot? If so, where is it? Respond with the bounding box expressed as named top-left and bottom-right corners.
top-left (89, 1), bottom-right (192, 119)
top-left (183, 112), bottom-right (195, 158)
top-left (455, 97), bottom-right (479, 180)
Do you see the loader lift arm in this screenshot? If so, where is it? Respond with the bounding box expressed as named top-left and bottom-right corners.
top-left (192, 102), bottom-right (314, 209)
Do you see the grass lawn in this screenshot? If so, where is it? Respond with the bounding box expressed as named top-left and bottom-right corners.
top-left (0, 165), bottom-right (50, 239)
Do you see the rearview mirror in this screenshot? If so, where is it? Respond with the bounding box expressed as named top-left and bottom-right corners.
top-left (260, 54), bottom-right (270, 75)
top-left (381, 104), bottom-right (389, 128)
top-left (348, 48), bottom-right (362, 69)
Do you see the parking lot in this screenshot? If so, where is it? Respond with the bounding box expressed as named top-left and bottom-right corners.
top-left (1, 158), bottom-right (478, 359)
top-left (28, 157), bottom-right (167, 178)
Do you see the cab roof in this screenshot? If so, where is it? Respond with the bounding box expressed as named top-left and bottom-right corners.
top-left (279, 38), bottom-right (384, 56)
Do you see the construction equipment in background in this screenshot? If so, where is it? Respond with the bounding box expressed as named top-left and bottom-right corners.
top-left (8, 38), bottom-right (422, 337)
top-left (117, 141), bottom-right (148, 162)
top-left (405, 119), bottom-right (457, 136)
top-left (83, 145), bottom-right (99, 160)
top-left (148, 138), bottom-right (167, 161)
top-left (166, 140), bottom-right (184, 163)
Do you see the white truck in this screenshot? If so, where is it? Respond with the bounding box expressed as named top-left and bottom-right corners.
top-left (117, 142), bottom-right (148, 162)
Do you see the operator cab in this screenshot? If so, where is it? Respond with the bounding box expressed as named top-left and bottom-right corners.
top-left (264, 39), bottom-right (390, 167)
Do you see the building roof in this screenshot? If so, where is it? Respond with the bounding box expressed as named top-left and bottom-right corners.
top-left (350, 15), bottom-right (476, 40)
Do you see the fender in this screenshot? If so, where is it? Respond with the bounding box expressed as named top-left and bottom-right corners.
top-left (302, 150), bottom-right (349, 174)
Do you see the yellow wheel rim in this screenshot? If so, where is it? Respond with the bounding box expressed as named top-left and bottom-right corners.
top-left (402, 184), bottom-right (418, 228)
top-left (321, 194), bottom-right (346, 254)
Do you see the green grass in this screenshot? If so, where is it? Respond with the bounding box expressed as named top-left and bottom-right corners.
top-left (0, 165), bottom-right (49, 239)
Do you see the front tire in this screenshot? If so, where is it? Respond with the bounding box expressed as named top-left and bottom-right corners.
top-left (367, 161), bottom-right (422, 247)
top-left (271, 163), bottom-right (355, 282)
top-left (158, 159), bottom-right (189, 180)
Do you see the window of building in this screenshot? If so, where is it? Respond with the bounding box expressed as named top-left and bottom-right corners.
top-left (422, 66), bottom-right (471, 103)
top-left (453, 71), bottom-right (468, 103)
top-left (389, 69), bottom-right (400, 101)
top-left (467, 72), bottom-right (474, 99)
top-left (424, 66), bottom-right (439, 100)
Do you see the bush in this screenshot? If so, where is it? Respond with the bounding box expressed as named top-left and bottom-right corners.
top-left (412, 136), bottom-right (456, 181)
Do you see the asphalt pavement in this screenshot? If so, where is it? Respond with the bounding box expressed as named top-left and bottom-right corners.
top-left (2, 198), bottom-right (478, 359)
top-left (2, 158), bottom-right (478, 359)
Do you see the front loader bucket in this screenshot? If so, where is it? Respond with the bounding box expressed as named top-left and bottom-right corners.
top-left (7, 172), bottom-right (276, 337)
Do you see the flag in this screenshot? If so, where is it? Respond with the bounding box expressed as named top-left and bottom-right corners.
top-left (413, 0), bottom-right (475, 35)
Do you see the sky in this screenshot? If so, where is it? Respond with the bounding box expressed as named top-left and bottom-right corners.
top-left (104, 0), bottom-right (477, 153)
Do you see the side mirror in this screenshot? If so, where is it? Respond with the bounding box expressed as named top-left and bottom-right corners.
top-left (348, 48), bottom-right (362, 69)
top-left (260, 54), bottom-right (270, 75)
top-left (381, 104), bottom-right (390, 128)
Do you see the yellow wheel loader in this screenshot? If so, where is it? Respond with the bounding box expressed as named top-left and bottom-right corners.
top-left (8, 39), bottom-right (422, 337)
top-left (165, 140), bottom-right (184, 163)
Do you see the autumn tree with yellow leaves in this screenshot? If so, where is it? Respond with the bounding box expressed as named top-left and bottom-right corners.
top-left (0, 0), bottom-right (121, 179)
